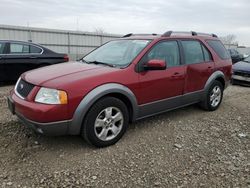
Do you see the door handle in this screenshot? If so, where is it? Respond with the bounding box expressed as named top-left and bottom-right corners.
top-left (171, 72), bottom-right (181, 78)
top-left (29, 56), bottom-right (37, 59)
top-left (207, 66), bottom-right (213, 72)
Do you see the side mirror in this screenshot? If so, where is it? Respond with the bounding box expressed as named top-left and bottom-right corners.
top-left (144, 59), bottom-right (166, 70)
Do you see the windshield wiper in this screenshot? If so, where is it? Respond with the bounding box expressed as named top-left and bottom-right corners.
top-left (81, 59), bottom-right (90, 64)
top-left (86, 60), bottom-right (115, 67)
top-left (243, 60), bottom-right (250, 63)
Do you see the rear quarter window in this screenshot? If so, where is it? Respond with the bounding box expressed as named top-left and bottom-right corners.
top-left (206, 40), bottom-right (230, 60)
top-left (30, 45), bottom-right (42, 53)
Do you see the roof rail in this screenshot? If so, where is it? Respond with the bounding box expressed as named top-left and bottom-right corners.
top-left (212, 34), bottom-right (218, 38)
top-left (122, 33), bottom-right (158, 37)
top-left (195, 32), bottom-right (218, 38)
top-left (123, 33), bottom-right (133, 37)
top-left (161, 31), bottom-right (217, 38)
top-left (161, 31), bottom-right (172, 37)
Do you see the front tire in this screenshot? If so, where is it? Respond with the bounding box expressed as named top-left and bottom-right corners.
top-left (200, 81), bottom-right (224, 111)
top-left (81, 97), bottom-right (129, 147)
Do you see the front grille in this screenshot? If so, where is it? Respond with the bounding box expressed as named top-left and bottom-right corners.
top-left (15, 79), bottom-right (35, 98)
top-left (234, 71), bottom-right (250, 78)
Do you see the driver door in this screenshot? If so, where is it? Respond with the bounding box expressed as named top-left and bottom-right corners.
top-left (137, 40), bottom-right (185, 105)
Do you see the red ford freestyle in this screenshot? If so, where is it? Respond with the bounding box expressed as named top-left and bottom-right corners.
top-left (8, 31), bottom-right (232, 147)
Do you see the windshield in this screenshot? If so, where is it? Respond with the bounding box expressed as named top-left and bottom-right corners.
top-left (244, 55), bottom-right (250, 62)
top-left (82, 39), bottom-right (151, 67)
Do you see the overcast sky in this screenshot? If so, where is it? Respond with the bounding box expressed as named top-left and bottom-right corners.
top-left (0, 0), bottom-right (250, 46)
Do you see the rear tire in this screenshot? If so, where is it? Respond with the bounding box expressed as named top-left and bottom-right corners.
top-left (200, 81), bottom-right (224, 111)
top-left (81, 97), bottom-right (129, 147)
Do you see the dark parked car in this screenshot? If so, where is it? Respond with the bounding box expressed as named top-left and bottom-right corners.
top-left (0, 40), bottom-right (69, 81)
top-left (232, 55), bottom-right (250, 85)
top-left (228, 49), bottom-right (244, 64)
top-left (8, 31), bottom-right (232, 147)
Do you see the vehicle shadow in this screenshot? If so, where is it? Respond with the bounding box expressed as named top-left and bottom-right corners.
top-left (0, 81), bottom-right (16, 87)
top-left (2, 102), bottom-right (204, 156)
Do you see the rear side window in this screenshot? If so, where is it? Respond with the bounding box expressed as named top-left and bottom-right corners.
top-left (30, 45), bottom-right (42, 53)
top-left (0, 42), bottom-right (5, 54)
top-left (10, 43), bottom-right (29, 53)
top-left (181, 40), bottom-right (204, 64)
top-left (207, 40), bottom-right (230, 60)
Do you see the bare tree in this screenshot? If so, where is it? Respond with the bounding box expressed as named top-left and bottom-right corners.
top-left (220, 34), bottom-right (238, 48)
top-left (94, 27), bottom-right (105, 35)
top-left (93, 27), bottom-right (106, 44)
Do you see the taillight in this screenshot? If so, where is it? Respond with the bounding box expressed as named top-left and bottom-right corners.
top-left (64, 55), bottom-right (69, 62)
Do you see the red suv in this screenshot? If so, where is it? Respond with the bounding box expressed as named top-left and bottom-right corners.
top-left (8, 31), bottom-right (232, 147)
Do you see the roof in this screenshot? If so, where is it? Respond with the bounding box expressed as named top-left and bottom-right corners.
top-left (0, 40), bottom-right (53, 52)
top-left (0, 40), bottom-right (42, 46)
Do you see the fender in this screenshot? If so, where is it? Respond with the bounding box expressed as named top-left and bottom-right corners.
top-left (203, 70), bottom-right (225, 99)
top-left (204, 71), bottom-right (225, 90)
top-left (68, 83), bottom-right (138, 135)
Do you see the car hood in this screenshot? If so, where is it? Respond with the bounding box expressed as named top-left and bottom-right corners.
top-left (233, 61), bottom-right (250, 72)
top-left (22, 61), bottom-right (113, 86)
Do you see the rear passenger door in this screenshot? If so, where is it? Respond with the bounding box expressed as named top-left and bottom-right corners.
top-left (181, 40), bottom-right (214, 93)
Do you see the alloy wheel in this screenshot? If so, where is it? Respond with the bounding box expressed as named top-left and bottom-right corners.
top-left (94, 107), bottom-right (124, 141)
top-left (210, 86), bottom-right (222, 107)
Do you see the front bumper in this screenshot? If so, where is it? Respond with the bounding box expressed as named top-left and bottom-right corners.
top-left (232, 74), bottom-right (250, 82)
top-left (7, 96), bottom-right (72, 136)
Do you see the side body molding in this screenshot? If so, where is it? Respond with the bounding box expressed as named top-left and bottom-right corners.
top-left (68, 83), bottom-right (138, 135)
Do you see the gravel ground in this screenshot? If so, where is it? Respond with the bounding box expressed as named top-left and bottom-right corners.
top-left (0, 84), bottom-right (249, 187)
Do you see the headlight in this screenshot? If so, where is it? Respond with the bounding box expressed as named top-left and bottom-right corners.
top-left (35, 87), bottom-right (68, 104)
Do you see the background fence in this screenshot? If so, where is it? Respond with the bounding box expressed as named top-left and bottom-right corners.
top-left (1, 25), bottom-right (250, 59)
top-left (0, 24), bottom-right (121, 60)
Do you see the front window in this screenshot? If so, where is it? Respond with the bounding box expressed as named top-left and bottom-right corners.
top-left (82, 40), bottom-right (151, 67)
top-left (143, 41), bottom-right (180, 67)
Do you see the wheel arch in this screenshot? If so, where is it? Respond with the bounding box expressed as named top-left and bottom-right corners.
top-left (68, 83), bottom-right (138, 135)
top-left (204, 71), bottom-right (226, 91)
top-left (202, 71), bottom-right (226, 100)
top-left (102, 92), bottom-right (134, 123)
top-left (215, 76), bottom-right (225, 89)
top-left (199, 71), bottom-right (226, 110)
